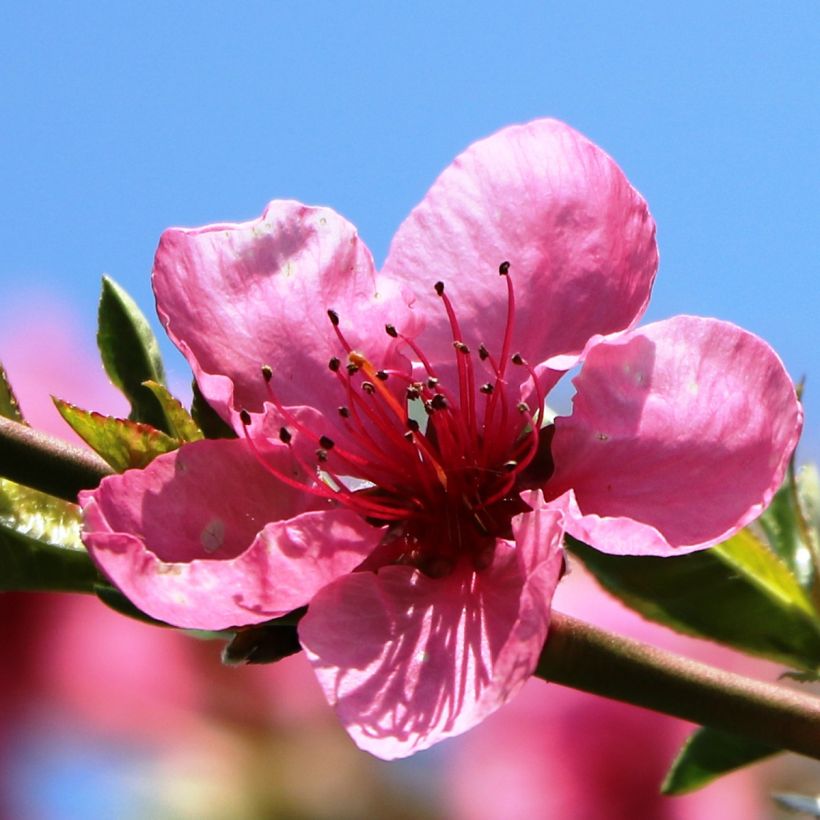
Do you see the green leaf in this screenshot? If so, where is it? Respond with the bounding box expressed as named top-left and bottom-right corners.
top-left (0, 526), bottom-right (98, 592)
top-left (190, 381), bottom-right (237, 439)
top-left (0, 477), bottom-right (83, 549)
top-left (662, 727), bottom-right (777, 794)
top-left (53, 398), bottom-right (179, 472)
top-left (0, 478), bottom-right (97, 593)
top-left (222, 622), bottom-right (301, 665)
top-left (142, 381), bottom-right (203, 443)
top-left (754, 466), bottom-right (819, 590)
top-left (567, 530), bottom-right (820, 673)
top-left (97, 275), bottom-right (170, 432)
top-left (0, 361), bottom-right (25, 422)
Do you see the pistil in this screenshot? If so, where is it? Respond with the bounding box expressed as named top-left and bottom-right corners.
top-left (244, 264), bottom-right (547, 577)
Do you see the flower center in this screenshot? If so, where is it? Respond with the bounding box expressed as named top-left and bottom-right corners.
top-left (240, 263), bottom-right (545, 578)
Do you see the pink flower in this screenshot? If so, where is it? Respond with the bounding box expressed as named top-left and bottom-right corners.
top-left (80, 119), bottom-right (801, 758)
top-left (446, 568), bottom-right (770, 820)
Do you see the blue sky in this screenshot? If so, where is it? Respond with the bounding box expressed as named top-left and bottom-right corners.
top-left (1, 1), bottom-right (817, 458)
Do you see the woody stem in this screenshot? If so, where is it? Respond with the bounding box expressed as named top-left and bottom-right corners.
top-left (536, 611), bottom-right (820, 760)
top-left (4, 417), bottom-right (820, 760)
top-left (0, 415), bottom-right (112, 502)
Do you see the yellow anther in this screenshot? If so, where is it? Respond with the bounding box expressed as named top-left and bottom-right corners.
top-left (348, 351), bottom-right (407, 421)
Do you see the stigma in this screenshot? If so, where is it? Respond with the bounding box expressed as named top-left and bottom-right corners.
top-left (240, 263), bottom-right (546, 577)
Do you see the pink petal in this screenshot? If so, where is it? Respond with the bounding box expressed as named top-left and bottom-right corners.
top-left (545, 316), bottom-right (803, 555)
top-left (298, 495), bottom-right (565, 758)
top-left (382, 119), bottom-right (658, 371)
top-left (152, 200), bottom-right (412, 429)
top-left (80, 438), bottom-right (384, 629)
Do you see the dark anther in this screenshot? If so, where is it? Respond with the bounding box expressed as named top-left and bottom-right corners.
top-left (362, 381), bottom-right (376, 394)
top-left (434, 281), bottom-right (445, 296)
top-left (407, 418), bottom-right (420, 432)
top-left (426, 377), bottom-right (439, 388)
top-left (480, 383), bottom-right (494, 394)
top-left (453, 341), bottom-right (470, 354)
top-left (338, 406), bottom-right (350, 418)
top-left (316, 448), bottom-right (329, 462)
top-left (346, 362), bottom-right (360, 375)
top-left (328, 357), bottom-right (341, 372)
top-left (499, 261), bottom-right (510, 276)
top-left (511, 352), bottom-right (525, 366)
top-left (431, 393), bottom-right (448, 410)
top-left (279, 427), bottom-right (293, 444)
top-left (319, 435), bottom-right (335, 450)
top-left (406, 386), bottom-right (421, 401)
top-left (261, 364), bottom-right (273, 382)
top-left (517, 402), bottom-right (531, 414)
top-left (385, 324), bottom-right (398, 338)
top-left (403, 431), bottom-right (415, 442)
top-left (376, 370), bottom-right (389, 381)
top-left (478, 344), bottom-right (490, 361)
top-left (239, 409), bottom-right (252, 426)
top-left (503, 460), bottom-right (518, 472)
top-left (327, 309), bottom-right (340, 326)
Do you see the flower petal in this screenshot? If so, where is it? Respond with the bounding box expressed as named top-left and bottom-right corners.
top-left (298, 495), bottom-right (564, 758)
top-left (382, 119), bottom-right (658, 369)
top-left (80, 438), bottom-right (384, 629)
top-left (152, 200), bottom-right (411, 429)
top-left (545, 316), bottom-right (803, 555)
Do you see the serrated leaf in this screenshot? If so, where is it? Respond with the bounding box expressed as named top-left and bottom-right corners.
top-left (97, 275), bottom-right (170, 432)
top-left (717, 529), bottom-right (817, 617)
top-left (0, 361), bottom-right (25, 422)
top-left (662, 727), bottom-right (777, 794)
top-left (142, 380), bottom-right (203, 443)
top-left (0, 477), bottom-right (83, 549)
top-left (0, 525), bottom-right (98, 593)
top-left (53, 398), bottom-right (178, 472)
top-left (0, 476), bottom-right (97, 592)
top-left (567, 530), bottom-right (820, 673)
top-left (190, 380), bottom-right (237, 440)
top-left (754, 467), bottom-right (819, 590)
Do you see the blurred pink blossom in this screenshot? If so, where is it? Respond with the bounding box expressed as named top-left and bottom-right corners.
top-left (446, 566), bottom-right (769, 819)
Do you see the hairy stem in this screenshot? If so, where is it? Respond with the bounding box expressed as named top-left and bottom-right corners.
top-left (537, 612), bottom-right (820, 760)
top-left (0, 416), bottom-right (112, 502)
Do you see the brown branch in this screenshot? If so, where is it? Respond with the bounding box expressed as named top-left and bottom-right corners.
top-left (0, 416), bottom-right (112, 502)
top-left (537, 612), bottom-right (820, 760)
top-left (5, 413), bottom-right (820, 761)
